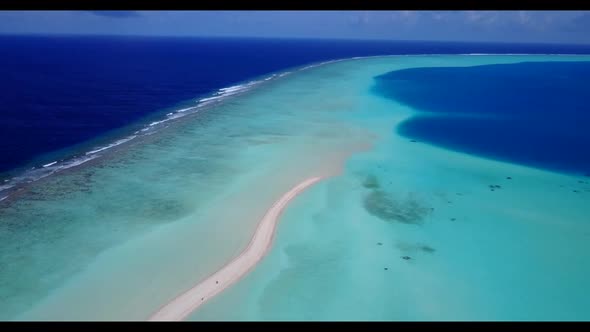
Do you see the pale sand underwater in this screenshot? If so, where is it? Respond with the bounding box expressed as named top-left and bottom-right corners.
top-left (149, 177), bottom-right (324, 321)
top-left (2, 55), bottom-right (590, 321)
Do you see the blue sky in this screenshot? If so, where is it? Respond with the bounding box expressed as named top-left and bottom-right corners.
top-left (1, 11), bottom-right (589, 44)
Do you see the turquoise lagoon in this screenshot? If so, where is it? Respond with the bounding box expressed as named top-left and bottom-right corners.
top-left (1, 55), bottom-right (589, 321)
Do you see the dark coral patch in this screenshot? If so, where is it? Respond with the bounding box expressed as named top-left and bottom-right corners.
top-left (363, 190), bottom-right (431, 225)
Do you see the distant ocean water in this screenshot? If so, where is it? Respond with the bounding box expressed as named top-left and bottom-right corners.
top-left (2, 35), bottom-right (590, 181)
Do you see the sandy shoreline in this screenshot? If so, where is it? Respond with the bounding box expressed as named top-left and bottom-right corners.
top-left (148, 176), bottom-right (325, 321)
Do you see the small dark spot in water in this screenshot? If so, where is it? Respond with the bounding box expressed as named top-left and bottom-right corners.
top-left (420, 245), bottom-right (436, 253)
top-left (490, 188), bottom-right (495, 191)
top-left (447, 201), bottom-right (452, 204)
top-left (410, 139), bottom-right (417, 142)
top-left (397, 242), bottom-right (436, 254)
top-left (573, 190), bottom-right (579, 193)
top-left (506, 177), bottom-right (512, 180)
top-left (402, 256), bottom-right (411, 260)
top-left (377, 242), bottom-right (383, 246)
top-left (216, 281), bottom-right (219, 284)
top-left (384, 267), bottom-right (389, 270)
top-left (450, 218), bottom-right (456, 221)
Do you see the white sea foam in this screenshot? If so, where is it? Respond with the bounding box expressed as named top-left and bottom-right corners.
top-left (166, 113), bottom-right (187, 120)
top-left (0, 183), bottom-right (15, 192)
top-left (150, 120), bottom-right (169, 127)
top-left (136, 107), bottom-right (200, 134)
top-left (299, 59), bottom-right (345, 72)
top-left (218, 85), bottom-right (246, 93)
top-left (198, 96), bottom-right (222, 103)
top-left (43, 161), bottom-right (58, 168)
top-left (60, 154), bottom-right (99, 170)
top-left (264, 74), bottom-right (277, 81)
top-left (176, 107), bottom-right (196, 113)
top-left (195, 80), bottom-right (262, 107)
top-left (86, 136), bottom-right (137, 155)
top-left (196, 100), bottom-right (216, 107)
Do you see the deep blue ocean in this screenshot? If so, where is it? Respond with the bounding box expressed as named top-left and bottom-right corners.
top-left (373, 61), bottom-right (590, 175)
top-left (2, 35), bottom-right (590, 176)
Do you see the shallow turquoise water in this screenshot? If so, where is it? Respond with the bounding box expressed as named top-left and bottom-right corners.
top-left (2, 55), bottom-right (590, 320)
top-left (189, 55), bottom-right (590, 321)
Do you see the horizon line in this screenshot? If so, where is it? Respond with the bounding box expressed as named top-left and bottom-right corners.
top-left (1, 32), bottom-right (590, 46)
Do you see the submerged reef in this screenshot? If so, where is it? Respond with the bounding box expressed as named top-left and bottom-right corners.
top-left (363, 188), bottom-right (431, 225)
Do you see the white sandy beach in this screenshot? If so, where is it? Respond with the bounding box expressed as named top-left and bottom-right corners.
top-left (148, 176), bottom-right (325, 321)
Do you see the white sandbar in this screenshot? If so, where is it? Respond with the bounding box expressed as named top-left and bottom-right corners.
top-left (148, 176), bottom-right (325, 321)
